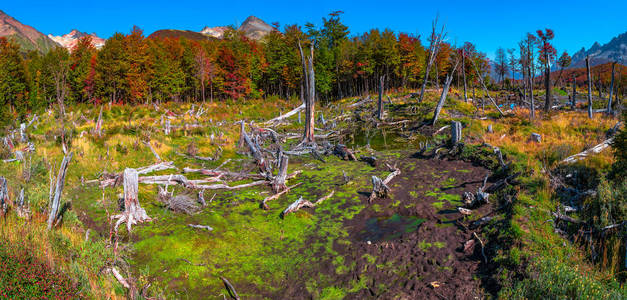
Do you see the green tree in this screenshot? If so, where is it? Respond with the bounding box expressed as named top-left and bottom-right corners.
top-left (0, 37), bottom-right (29, 124)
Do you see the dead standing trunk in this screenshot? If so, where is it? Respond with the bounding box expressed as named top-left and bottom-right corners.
top-left (431, 60), bottom-right (460, 125)
top-left (529, 65), bottom-right (535, 119)
top-left (462, 50), bottom-right (468, 102)
top-left (544, 55), bottom-right (551, 112)
top-left (377, 75), bottom-right (385, 120)
top-left (586, 55), bottom-right (593, 118)
top-left (570, 75), bottom-right (577, 109)
top-left (299, 41), bottom-right (316, 145)
top-left (0, 177), bottom-right (7, 217)
top-left (607, 62), bottom-right (616, 114)
top-left (418, 17), bottom-right (445, 103)
top-left (47, 152), bottom-right (73, 229)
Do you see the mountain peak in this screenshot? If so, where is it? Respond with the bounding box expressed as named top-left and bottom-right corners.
top-left (0, 9), bottom-right (59, 53)
top-left (238, 15), bottom-right (273, 40)
top-left (570, 30), bottom-right (626, 68)
top-left (48, 30), bottom-right (105, 51)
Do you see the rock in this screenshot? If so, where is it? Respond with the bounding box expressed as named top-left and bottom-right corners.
top-left (487, 124), bottom-right (493, 133)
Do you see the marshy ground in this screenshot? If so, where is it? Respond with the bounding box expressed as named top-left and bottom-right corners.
top-left (0, 89), bottom-right (625, 299)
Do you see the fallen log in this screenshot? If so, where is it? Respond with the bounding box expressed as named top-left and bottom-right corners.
top-left (484, 172), bottom-right (520, 194)
top-left (188, 224), bottom-right (214, 231)
top-left (473, 232), bottom-right (488, 263)
top-left (239, 121), bottom-right (269, 175)
top-left (333, 144), bottom-right (357, 161)
top-left (195, 171), bottom-right (302, 191)
top-left (261, 182), bottom-right (303, 210)
top-left (281, 191), bottom-right (335, 218)
top-left (108, 267), bottom-right (130, 290)
top-left (552, 211), bottom-right (583, 224)
top-left (264, 103), bottom-right (305, 125)
top-left (360, 155), bottom-right (377, 167)
top-left (368, 164), bottom-right (401, 203)
top-left (221, 276), bottom-right (240, 300)
top-left (560, 138), bottom-right (613, 164)
top-left (143, 141), bottom-right (162, 162)
top-left (347, 96), bottom-right (372, 108)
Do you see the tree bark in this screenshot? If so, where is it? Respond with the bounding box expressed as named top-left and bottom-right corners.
top-left (272, 155), bottom-right (288, 193)
top-left (112, 168), bottom-right (152, 233)
top-left (570, 75), bottom-right (577, 109)
top-left (431, 62), bottom-right (458, 126)
top-left (544, 55), bottom-right (551, 112)
top-left (586, 55), bottom-right (593, 118)
top-left (607, 62), bottom-right (616, 114)
top-left (377, 75), bottom-right (384, 120)
top-left (451, 121), bottom-right (462, 146)
top-left (462, 50), bottom-right (468, 102)
top-left (299, 41), bottom-right (316, 144)
top-left (418, 18), bottom-right (445, 103)
top-left (0, 177), bottom-right (7, 217)
top-left (47, 152), bottom-right (73, 229)
top-left (529, 65), bottom-right (535, 119)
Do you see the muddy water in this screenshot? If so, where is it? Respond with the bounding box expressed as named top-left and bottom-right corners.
top-left (357, 213), bottom-right (425, 242)
top-left (345, 126), bottom-right (429, 151)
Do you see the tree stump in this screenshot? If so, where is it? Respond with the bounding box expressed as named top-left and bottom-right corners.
top-left (369, 176), bottom-right (390, 203)
top-left (451, 121), bottom-right (462, 146)
top-left (47, 152), bottom-right (73, 229)
top-left (0, 177), bottom-right (8, 217)
top-left (530, 133), bottom-right (542, 143)
top-left (112, 168), bottom-right (152, 233)
top-left (272, 155), bottom-right (289, 193)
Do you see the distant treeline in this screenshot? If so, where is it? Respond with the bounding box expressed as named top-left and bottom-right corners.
top-left (0, 13), bottom-right (499, 123)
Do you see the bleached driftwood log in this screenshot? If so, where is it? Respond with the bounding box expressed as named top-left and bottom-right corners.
top-left (264, 103), bottom-right (305, 125)
top-left (261, 182), bottom-right (303, 210)
top-left (143, 141), bottom-right (161, 162)
top-left (188, 224), bottom-right (213, 231)
top-left (368, 164), bottom-right (401, 203)
top-left (281, 191), bottom-right (335, 218)
top-left (560, 138), bottom-right (614, 164)
top-left (47, 152), bottom-right (73, 229)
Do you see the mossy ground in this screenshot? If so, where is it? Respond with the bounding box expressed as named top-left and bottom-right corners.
top-left (0, 88), bottom-right (625, 298)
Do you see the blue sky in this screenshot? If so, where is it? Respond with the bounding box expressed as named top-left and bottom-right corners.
top-left (3, 0), bottom-right (626, 59)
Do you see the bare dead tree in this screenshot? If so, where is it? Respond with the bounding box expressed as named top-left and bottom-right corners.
top-left (607, 61), bottom-right (616, 114)
top-left (586, 55), bottom-right (593, 118)
top-left (461, 49), bottom-right (468, 102)
top-left (94, 105), bottom-right (103, 137)
top-left (47, 152), bottom-right (73, 230)
top-left (431, 58), bottom-right (460, 125)
top-left (377, 75), bottom-right (385, 120)
top-left (50, 55), bottom-right (69, 116)
top-left (470, 57), bottom-right (505, 117)
top-left (418, 16), bottom-right (446, 103)
top-left (298, 41), bottom-right (316, 145)
top-left (570, 74), bottom-right (577, 109)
